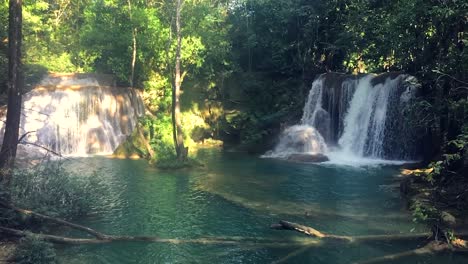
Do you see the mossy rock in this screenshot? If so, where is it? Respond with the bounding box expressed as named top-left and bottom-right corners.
top-left (440, 211), bottom-right (457, 227)
top-left (113, 125), bottom-right (149, 159)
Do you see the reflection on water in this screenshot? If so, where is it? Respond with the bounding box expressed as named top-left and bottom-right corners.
top-left (58, 151), bottom-right (468, 264)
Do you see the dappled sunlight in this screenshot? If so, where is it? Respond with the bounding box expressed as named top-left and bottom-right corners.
top-left (0, 75), bottom-right (145, 156)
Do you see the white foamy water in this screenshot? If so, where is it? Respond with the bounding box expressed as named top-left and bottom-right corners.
top-left (324, 151), bottom-right (411, 167)
top-left (262, 125), bottom-right (327, 158)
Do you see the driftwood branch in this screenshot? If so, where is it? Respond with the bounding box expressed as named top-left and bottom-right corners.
top-left (1, 203), bottom-right (322, 248)
top-left (272, 220), bottom-right (442, 243)
top-left (0, 201), bottom-right (108, 239)
top-left (0, 226), bottom-right (323, 248)
top-left (18, 142), bottom-right (64, 158)
top-left (272, 220), bottom-right (468, 263)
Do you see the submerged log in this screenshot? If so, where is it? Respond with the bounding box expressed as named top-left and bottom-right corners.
top-left (272, 220), bottom-right (468, 263)
top-left (0, 201), bottom-right (109, 240)
top-left (287, 153), bottom-right (329, 163)
top-left (1, 202), bottom-right (322, 248)
top-left (271, 220), bottom-right (436, 243)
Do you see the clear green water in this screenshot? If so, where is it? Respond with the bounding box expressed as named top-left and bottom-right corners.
top-left (57, 150), bottom-right (467, 263)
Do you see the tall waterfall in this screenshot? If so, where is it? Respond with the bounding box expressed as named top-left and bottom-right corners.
top-left (266, 73), bottom-right (420, 162)
top-left (1, 74), bottom-right (144, 157)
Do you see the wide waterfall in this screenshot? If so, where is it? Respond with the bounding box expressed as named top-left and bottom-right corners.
top-left (0, 74), bottom-right (144, 157)
top-left (266, 72), bottom-right (420, 162)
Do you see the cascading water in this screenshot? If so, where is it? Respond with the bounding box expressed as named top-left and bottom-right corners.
top-left (263, 78), bottom-right (329, 159)
top-left (0, 74), bottom-right (144, 157)
top-left (264, 125), bottom-right (328, 158)
top-left (266, 72), bottom-right (420, 162)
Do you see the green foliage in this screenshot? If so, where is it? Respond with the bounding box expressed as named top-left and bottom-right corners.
top-left (419, 126), bottom-right (468, 184)
top-left (10, 161), bottom-right (104, 218)
top-left (220, 71), bottom-right (302, 151)
top-left (141, 115), bottom-right (175, 162)
top-left (23, 64), bottom-right (49, 89)
top-left (22, 1), bottom-right (84, 73)
top-left (0, 182), bottom-right (16, 227)
top-left (410, 200), bottom-right (438, 223)
top-left (13, 235), bottom-right (56, 264)
top-left (141, 112), bottom-right (203, 168)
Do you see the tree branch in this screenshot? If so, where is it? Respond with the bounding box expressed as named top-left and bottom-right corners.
top-left (0, 201), bottom-right (108, 239)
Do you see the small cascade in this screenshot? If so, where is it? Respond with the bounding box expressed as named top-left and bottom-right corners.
top-left (266, 72), bottom-right (420, 162)
top-left (1, 74), bottom-right (144, 156)
top-left (263, 125), bottom-right (327, 158)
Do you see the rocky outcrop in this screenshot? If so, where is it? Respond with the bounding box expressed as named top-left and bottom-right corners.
top-left (286, 153), bottom-right (329, 163)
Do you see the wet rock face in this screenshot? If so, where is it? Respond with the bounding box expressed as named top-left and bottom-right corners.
top-left (286, 153), bottom-right (329, 163)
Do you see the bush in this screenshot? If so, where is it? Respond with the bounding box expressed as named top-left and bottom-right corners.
top-left (0, 183), bottom-right (16, 227)
top-left (13, 235), bottom-right (56, 264)
top-left (410, 200), bottom-right (438, 223)
top-left (10, 160), bottom-right (104, 219)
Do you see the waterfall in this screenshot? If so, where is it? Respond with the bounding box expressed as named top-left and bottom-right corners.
top-left (1, 74), bottom-right (144, 157)
top-left (266, 73), bottom-right (420, 162)
top-left (264, 125), bottom-right (328, 158)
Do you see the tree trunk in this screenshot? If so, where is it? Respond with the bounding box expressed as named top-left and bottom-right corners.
top-left (171, 0), bottom-right (187, 161)
top-left (130, 27), bottom-right (137, 87)
top-left (0, 0), bottom-right (23, 183)
top-left (127, 0), bottom-right (137, 87)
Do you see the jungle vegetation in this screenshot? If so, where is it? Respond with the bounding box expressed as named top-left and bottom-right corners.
top-left (0, 0), bottom-right (467, 262)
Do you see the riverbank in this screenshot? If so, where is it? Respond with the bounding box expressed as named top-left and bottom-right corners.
top-left (400, 167), bottom-right (468, 229)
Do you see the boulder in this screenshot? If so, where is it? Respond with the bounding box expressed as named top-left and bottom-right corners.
top-left (440, 211), bottom-right (457, 227)
top-left (287, 153), bottom-right (329, 163)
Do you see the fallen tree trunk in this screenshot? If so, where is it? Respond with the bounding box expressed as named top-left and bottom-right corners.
top-left (0, 226), bottom-right (323, 248)
top-left (272, 220), bottom-right (468, 263)
top-left (0, 202), bottom-right (322, 248)
top-left (271, 220), bottom-right (436, 243)
top-left (0, 201), bottom-right (109, 239)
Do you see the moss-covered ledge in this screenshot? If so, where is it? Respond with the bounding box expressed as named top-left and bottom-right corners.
top-left (113, 125), bottom-right (154, 160)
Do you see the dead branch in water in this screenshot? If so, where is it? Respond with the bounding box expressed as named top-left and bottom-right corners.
top-left (271, 220), bottom-right (436, 242)
top-left (0, 202), bottom-right (320, 248)
top-left (2, 200), bottom-right (468, 264)
top-left (272, 220), bottom-right (468, 263)
top-left (0, 226), bottom-right (322, 248)
top-left (0, 201), bottom-right (108, 239)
